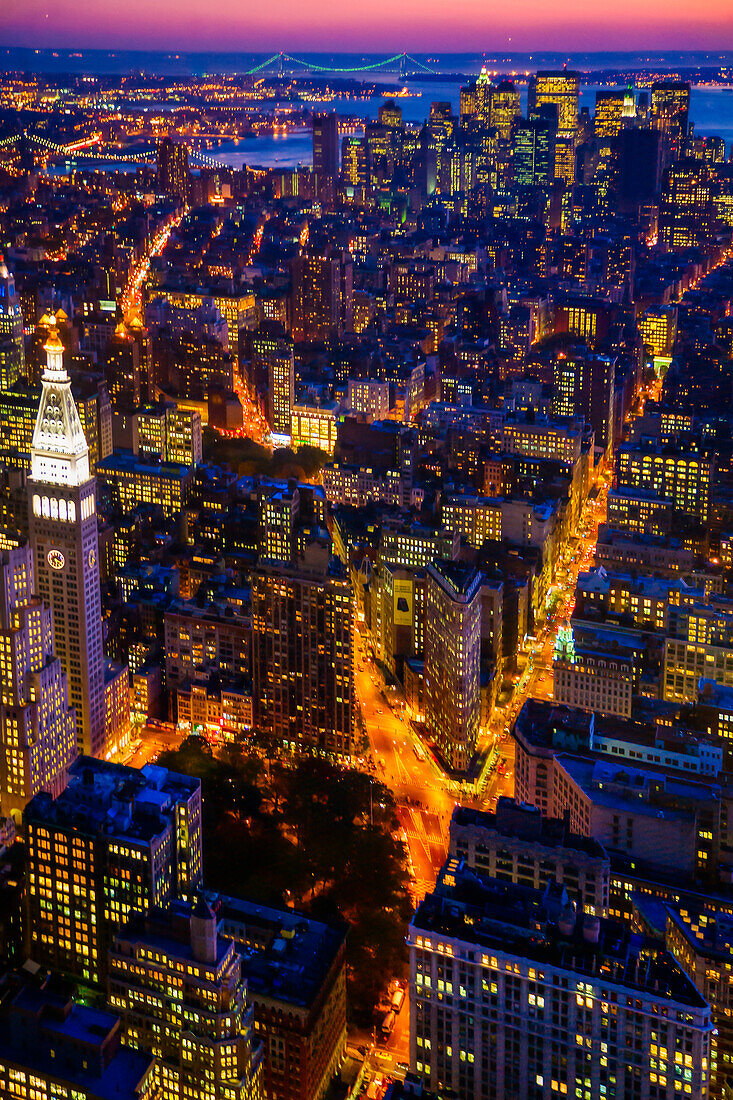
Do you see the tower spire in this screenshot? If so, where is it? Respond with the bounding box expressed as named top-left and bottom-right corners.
top-left (30, 326), bottom-right (90, 488)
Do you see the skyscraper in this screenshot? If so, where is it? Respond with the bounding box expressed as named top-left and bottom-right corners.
top-left (341, 135), bottom-right (370, 191)
top-left (267, 337), bottom-right (295, 438)
top-left (528, 69), bottom-right (580, 133)
top-left (291, 252), bottom-right (351, 343)
top-left (513, 112), bottom-right (557, 187)
top-left (490, 80), bottom-right (521, 141)
top-left (0, 256), bottom-right (25, 390)
top-left (27, 328), bottom-right (106, 757)
top-left (312, 112), bottom-right (339, 186)
top-left (595, 88), bottom-right (635, 138)
top-left (251, 541), bottom-right (355, 759)
top-left (0, 544), bottom-right (77, 822)
top-left (156, 136), bottom-right (190, 202)
top-left (552, 350), bottom-right (616, 455)
top-left (105, 321), bottom-right (141, 410)
top-left (651, 80), bottom-right (691, 140)
top-left (659, 159), bottom-right (712, 250)
top-left (423, 560), bottom-right (481, 773)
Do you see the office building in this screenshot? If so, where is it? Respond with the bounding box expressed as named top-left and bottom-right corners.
top-left (552, 622), bottom-right (637, 718)
top-left (156, 136), bottom-right (190, 202)
top-left (659, 159), bottom-right (712, 250)
top-left (211, 893), bottom-right (348, 1100)
top-left (615, 442), bottom-right (713, 523)
top-left (0, 544), bottom-right (77, 822)
top-left (312, 113), bottom-right (339, 185)
top-left (251, 543), bottom-right (354, 759)
top-left (259, 485), bottom-right (299, 564)
top-left (108, 899), bottom-right (262, 1100)
top-left (164, 407), bottom-right (202, 466)
top-left (291, 253), bottom-right (350, 344)
top-left (528, 69), bottom-right (580, 133)
top-left (409, 861), bottom-right (712, 1100)
top-left (662, 601), bottom-right (733, 704)
top-left (502, 415), bottom-right (591, 465)
top-left (164, 593), bottom-right (251, 690)
top-left (291, 401), bottom-right (340, 456)
top-left (594, 88), bottom-right (634, 138)
top-left (370, 561), bottom-right (426, 677)
top-left (106, 322), bottom-right (141, 410)
top-left (490, 80), bottom-right (521, 140)
top-left (424, 561), bottom-right (481, 773)
top-left (552, 350), bottom-right (616, 454)
top-left (513, 113), bottom-right (557, 187)
top-left (341, 135), bottom-right (369, 190)
top-left (97, 451), bottom-right (194, 517)
top-left (512, 699), bottom-right (726, 882)
top-left (267, 339), bottom-right (295, 439)
top-left (0, 969), bottom-right (158, 1100)
top-left (666, 902), bottom-right (733, 1097)
top-left (24, 755), bottom-right (202, 984)
top-left (638, 306), bottom-right (678, 361)
top-left (346, 378), bottom-right (389, 421)
top-left (651, 81), bottom-right (691, 139)
top-left (137, 404), bottom-right (202, 466)
top-left (0, 256), bottom-right (25, 390)
top-left (27, 328), bottom-right (106, 758)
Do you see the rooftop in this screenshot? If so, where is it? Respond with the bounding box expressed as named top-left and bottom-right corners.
top-left (98, 449), bottom-right (193, 478)
top-left (24, 755), bottom-right (199, 844)
top-left (451, 800), bottom-right (608, 861)
top-left (0, 975), bottom-right (153, 1100)
top-left (412, 861), bottom-right (708, 1011)
top-left (207, 892), bottom-right (347, 1009)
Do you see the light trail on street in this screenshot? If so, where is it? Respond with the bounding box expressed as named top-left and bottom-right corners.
top-left (120, 213), bottom-right (183, 317)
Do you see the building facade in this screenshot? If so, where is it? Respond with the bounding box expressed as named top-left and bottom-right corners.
top-left (108, 899), bottom-right (262, 1100)
top-left (251, 547), bottom-right (354, 759)
top-left (25, 755), bottom-right (202, 984)
top-left (424, 561), bottom-right (481, 773)
top-left (410, 861), bottom-right (713, 1100)
top-left (0, 544), bottom-right (77, 821)
top-left (27, 328), bottom-right (106, 757)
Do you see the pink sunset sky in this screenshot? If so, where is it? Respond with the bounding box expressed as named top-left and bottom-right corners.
top-left (4, 0), bottom-right (733, 53)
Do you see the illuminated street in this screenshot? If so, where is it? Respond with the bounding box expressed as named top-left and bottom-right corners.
top-left (120, 212), bottom-right (183, 317)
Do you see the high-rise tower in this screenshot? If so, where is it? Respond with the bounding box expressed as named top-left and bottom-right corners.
top-left (27, 328), bottom-right (106, 757)
top-left (0, 543), bottom-right (77, 821)
top-left (0, 256), bottom-right (25, 390)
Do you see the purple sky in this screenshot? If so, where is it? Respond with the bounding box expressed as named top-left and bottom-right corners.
top-left (5, 0), bottom-right (733, 53)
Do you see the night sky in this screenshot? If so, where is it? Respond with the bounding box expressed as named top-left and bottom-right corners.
top-left (5, 0), bottom-right (733, 53)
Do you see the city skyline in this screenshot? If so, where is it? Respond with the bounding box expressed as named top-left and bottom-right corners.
top-left (1, 30), bottom-right (733, 1100)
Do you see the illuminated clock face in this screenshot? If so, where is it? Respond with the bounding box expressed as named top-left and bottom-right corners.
top-left (47, 549), bottom-right (65, 571)
top-left (88, 549), bottom-right (96, 569)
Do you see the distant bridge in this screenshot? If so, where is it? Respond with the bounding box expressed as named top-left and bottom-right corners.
top-left (246, 51), bottom-right (436, 76)
top-left (6, 131), bottom-right (224, 170)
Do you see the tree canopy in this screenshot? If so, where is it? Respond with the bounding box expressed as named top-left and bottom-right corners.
top-left (157, 741), bottom-right (412, 1022)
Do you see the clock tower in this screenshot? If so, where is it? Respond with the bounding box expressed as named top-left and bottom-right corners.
top-left (28, 327), bottom-right (106, 757)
